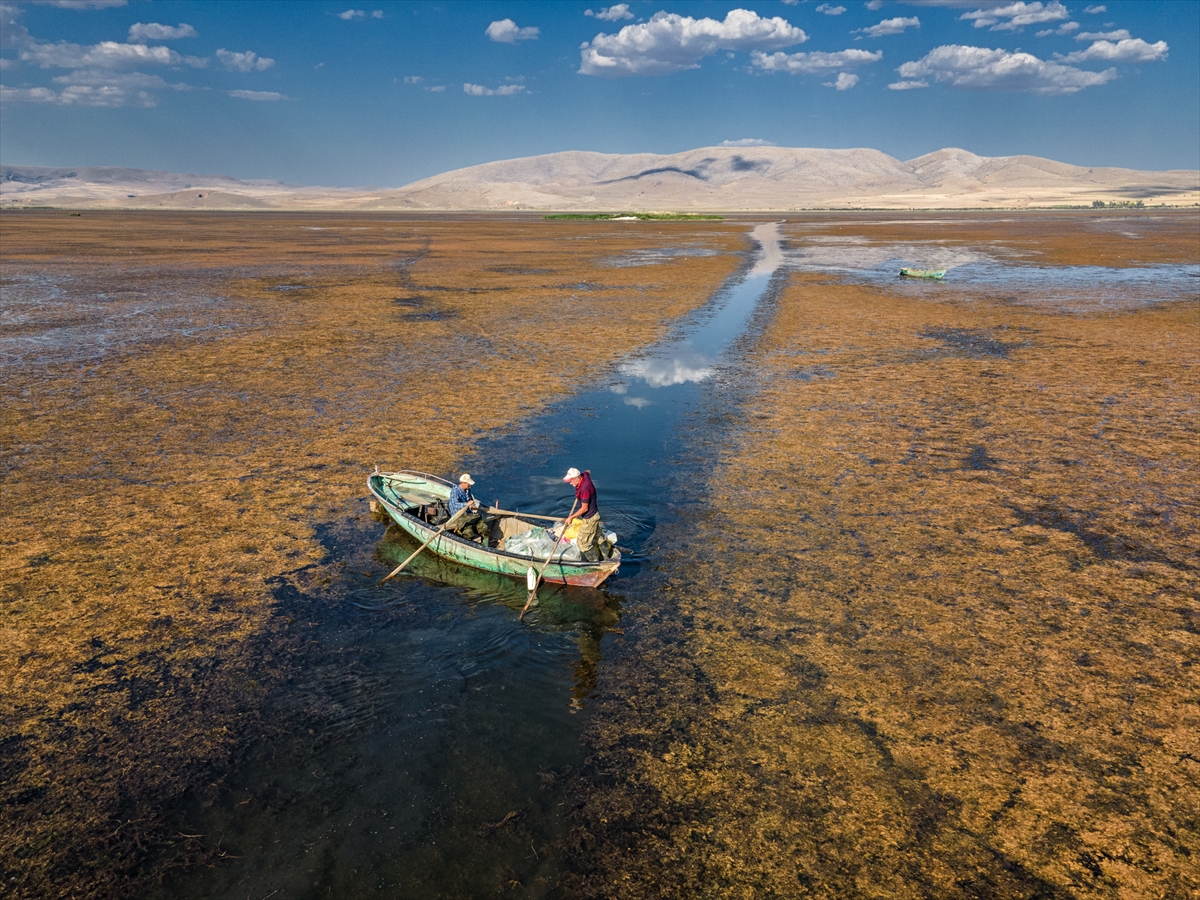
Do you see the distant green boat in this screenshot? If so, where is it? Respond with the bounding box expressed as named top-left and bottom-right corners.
top-left (899, 267), bottom-right (946, 280)
top-left (368, 470), bottom-right (621, 588)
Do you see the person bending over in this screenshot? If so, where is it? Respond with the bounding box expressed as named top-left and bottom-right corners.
top-left (562, 467), bottom-right (613, 562)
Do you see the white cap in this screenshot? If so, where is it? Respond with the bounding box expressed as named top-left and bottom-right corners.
top-left (562, 467), bottom-right (581, 481)
top-left (458, 473), bottom-right (475, 485)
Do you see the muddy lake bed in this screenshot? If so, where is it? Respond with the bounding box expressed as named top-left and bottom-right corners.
top-left (1, 210), bottom-right (1197, 899)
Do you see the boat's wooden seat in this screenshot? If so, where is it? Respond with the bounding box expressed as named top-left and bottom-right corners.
top-left (396, 492), bottom-right (437, 509)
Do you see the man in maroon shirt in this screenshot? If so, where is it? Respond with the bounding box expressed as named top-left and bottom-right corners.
top-left (562, 467), bottom-right (613, 562)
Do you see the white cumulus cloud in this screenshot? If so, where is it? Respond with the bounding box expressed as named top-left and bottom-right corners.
top-left (486, 19), bottom-right (539, 43)
top-left (824, 72), bottom-right (859, 89)
top-left (867, 0), bottom-right (884, 8)
top-left (580, 9), bottom-right (807, 77)
top-left (815, 4), bottom-right (846, 14)
top-left (1075, 29), bottom-right (1130, 41)
top-left (0, 85), bottom-right (57, 103)
top-left (2, 15), bottom-right (199, 111)
top-left (1084, 5), bottom-right (1106, 13)
top-left (338, 9), bottom-right (364, 19)
top-left (585, 4), bottom-right (634, 21)
top-left (0, 4), bottom-right (28, 51)
top-left (752, 47), bottom-right (881, 75)
top-left (960, 2), bottom-right (1069, 32)
top-left (21, 40), bottom-right (188, 69)
top-left (403, 75), bottom-right (422, 84)
top-left (1060, 38), bottom-right (1167, 63)
top-left (2, 68), bottom-right (189, 106)
top-left (856, 17), bottom-right (920, 38)
top-left (228, 89), bottom-right (284, 100)
top-left (53, 68), bottom-right (184, 88)
top-left (50, 83), bottom-right (145, 105)
top-left (39, 1), bottom-right (127, 8)
top-left (720, 138), bottom-right (775, 146)
top-left (2, 1), bottom-right (206, 99)
top-left (127, 22), bottom-right (197, 41)
top-left (1036, 21), bottom-right (1079, 37)
top-left (217, 48), bottom-right (274, 72)
top-left (887, 79), bottom-right (928, 90)
top-left (896, 44), bottom-right (1116, 94)
top-left (463, 82), bottom-right (528, 96)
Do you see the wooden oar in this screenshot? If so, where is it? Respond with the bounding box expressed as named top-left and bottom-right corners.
top-left (483, 506), bottom-right (563, 523)
top-left (519, 499), bottom-right (577, 621)
top-left (379, 505), bottom-right (469, 584)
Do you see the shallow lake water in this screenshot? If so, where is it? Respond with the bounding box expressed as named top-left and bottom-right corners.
top-left (148, 224), bottom-right (784, 898)
top-left (786, 236), bottom-right (1200, 312)
top-left (0, 269), bottom-right (235, 368)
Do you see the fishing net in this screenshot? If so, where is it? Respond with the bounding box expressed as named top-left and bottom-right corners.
top-left (504, 525), bottom-right (582, 561)
top-left (502, 524), bottom-right (619, 561)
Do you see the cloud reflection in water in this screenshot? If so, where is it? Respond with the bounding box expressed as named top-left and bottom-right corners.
top-left (620, 346), bottom-right (714, 387)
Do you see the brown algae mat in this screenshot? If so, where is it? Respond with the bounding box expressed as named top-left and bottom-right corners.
top-left (0, 211), bottom-right (746, 898)
top-left (563, 214), bottom-right (1199, 898)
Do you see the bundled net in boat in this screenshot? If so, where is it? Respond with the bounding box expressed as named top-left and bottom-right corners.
top-left (504, 525), bottom-right (582, 561)
top-left (503, 523), bottom-right (618, 561)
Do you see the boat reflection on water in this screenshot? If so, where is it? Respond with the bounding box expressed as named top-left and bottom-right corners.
top-left (375, 523), bottom-right (623, 709)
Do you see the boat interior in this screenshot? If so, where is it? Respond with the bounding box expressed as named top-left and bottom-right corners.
top-left (372, 471), bottom-right (549, 554)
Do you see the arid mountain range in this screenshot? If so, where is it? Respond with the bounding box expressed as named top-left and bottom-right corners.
top-left (3, 147), bottom-right (1197, 211)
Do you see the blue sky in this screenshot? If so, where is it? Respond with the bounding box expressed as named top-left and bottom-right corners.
top-left (1, 1), bottom-right (1196, 186)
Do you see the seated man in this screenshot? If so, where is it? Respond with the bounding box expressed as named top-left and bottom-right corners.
top-left (448, 473), bottom-right (490, 544)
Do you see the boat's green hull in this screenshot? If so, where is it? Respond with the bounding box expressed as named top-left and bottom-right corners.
top-left (375, 535), bottom-right (622, 628)
top-left (368, 471), bottom-right (620, 588)
top-left (899, 267), bottom-right (946, 280)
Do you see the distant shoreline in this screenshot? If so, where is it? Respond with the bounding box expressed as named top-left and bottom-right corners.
top-left (4, 205), bottom-right (1198, 213)
top-left (5, 147), bottom-right (1197, 212)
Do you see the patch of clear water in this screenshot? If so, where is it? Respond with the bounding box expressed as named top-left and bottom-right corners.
top-left (0, 268), bottom-right (242, 369)
top-left (599, 245), bottom-right (719, 267)
top-left (786, 240), bottom-right (1200, 311)
top-left (788, 240), bottom-right (995, 272)
top-left (467, 223), bottom-right (782, 553)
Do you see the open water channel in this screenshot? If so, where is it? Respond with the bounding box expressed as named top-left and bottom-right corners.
top-left (149, 224), bottom-right (784, 898)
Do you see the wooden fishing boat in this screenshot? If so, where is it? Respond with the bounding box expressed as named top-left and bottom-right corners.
top-left (368, 470), bottom-right (621, 588)
top-left (899, 267), bottom-right (946, 280)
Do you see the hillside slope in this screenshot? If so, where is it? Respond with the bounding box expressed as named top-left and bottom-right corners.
top-left (3, 148), bottom-right (1196, 210)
